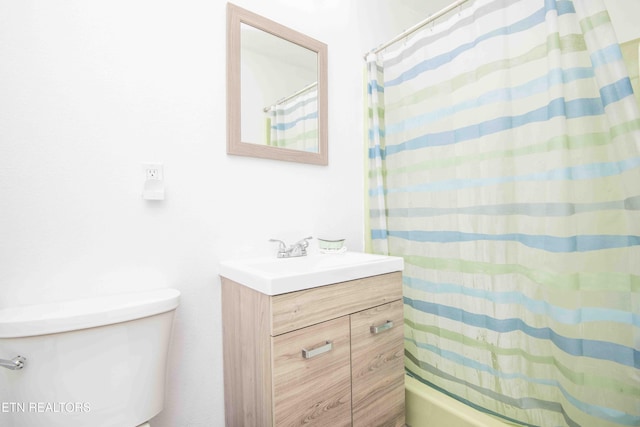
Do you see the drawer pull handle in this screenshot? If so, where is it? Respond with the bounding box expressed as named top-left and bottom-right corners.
top-left (370, 320), bottom-right (394, 334)
top-left (302, 341), bottom-right (333, 359)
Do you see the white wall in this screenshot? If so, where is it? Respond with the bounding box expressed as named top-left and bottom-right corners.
top-left (0, 0), bottom-right (420, 426)
top-left (3, 1), bottom-right (634, 426)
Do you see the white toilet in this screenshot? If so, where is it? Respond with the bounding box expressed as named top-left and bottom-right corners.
top-left (0, 288), bottom-right (180, 427)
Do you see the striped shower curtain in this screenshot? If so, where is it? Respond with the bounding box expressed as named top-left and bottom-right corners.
top-left (266, 83), bottom-right (318, 151)
top-left (366, 0), bottom-right (640, 426)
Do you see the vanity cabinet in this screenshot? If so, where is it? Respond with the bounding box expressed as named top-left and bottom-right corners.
top-left (221, 271), bottom-right (405, 427)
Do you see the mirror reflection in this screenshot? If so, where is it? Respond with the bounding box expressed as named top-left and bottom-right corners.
top-left (226, 3), bottom-right (328, 165)
top-left (241, 24), bottom-right (319, 152)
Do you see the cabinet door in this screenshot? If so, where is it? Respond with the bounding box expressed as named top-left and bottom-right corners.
top-left (272, 316), bottom-right (352, 427)
top-left (351, 300), bottom-right (405, 427)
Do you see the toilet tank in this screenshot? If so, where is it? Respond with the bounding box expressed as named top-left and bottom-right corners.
top-left (0, 289), bottom-right (180, 427)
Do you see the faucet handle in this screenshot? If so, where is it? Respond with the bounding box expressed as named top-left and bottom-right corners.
top-left (296, 236), bottom-right (313, 247)
top-left (269, 239), bottom-right (287, 251)
top-left (269, 237), bottom-right (312, 258)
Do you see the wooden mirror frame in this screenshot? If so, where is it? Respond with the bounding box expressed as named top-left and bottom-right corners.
top-left (226, 3), bottom-right (328, 165)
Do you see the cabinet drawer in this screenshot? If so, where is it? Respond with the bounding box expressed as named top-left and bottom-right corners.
top-left (272, 316), bottom-right (352, 426)
top-left (351, 300), bottom-right (405, 427)
top-left (271, 272), bottom-right (402, 335)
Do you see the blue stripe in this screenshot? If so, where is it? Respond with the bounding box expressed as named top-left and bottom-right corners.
top-left (405, 337), bottom-right (640, 425)
top-left (271, 111), bottom-right (317, 131)
top-left (367, 79), bottom-right (384, 95)
top-left (368, 128), bottom-right (384, 143)
top-left (552, 0), bottom-right (576, 15)
top-left (385, 0), bottom-right (575, 88)
top-left (371, 229), bottom-right (388, 240)
top-left (590, 44), bottom-right (624, 68)
top-left (368, 157), bottom-right (640, 195)
top-left (385, 67), bottom-right (595, 137)
top-left (379, 230), bottom-right (640, 252)
top-left (404, 276), bottom-right (640, 327)
top-left (600, 78), bottom-right (635, 107)
top-left (386, 7), bottom-right (547, 87)
top-left (378, 97), bottom-right (606, 158)
top-left (404, 296), bottom-right (640, 368)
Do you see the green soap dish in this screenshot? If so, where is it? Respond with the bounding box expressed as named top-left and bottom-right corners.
top-left (318, 238), bottom-right (346, 253)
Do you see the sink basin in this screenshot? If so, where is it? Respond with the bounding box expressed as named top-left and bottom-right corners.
top-left (219, 251), bottom-right (404, 295)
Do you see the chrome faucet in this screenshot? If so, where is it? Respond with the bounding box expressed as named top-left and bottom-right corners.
top-left (0, 355), bottom-right (26, 370)
top-left (269, 236), bottom-right (312, 258)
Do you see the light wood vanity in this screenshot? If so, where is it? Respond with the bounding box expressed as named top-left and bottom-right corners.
top-left (221, 270), bottom-right (405, 427)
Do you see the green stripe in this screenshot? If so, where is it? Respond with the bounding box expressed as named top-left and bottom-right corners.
top-left (404, 255), bottom-right (640, 292)
top-left (579, 10), bottom-right (611, 34)
top-left (370, 130), bottom-right (613, 178)
top-left (368, 118), bottom-right (640, 181)
top-left (369, 118), bottom-right (640, 193)
top-left (610, 117), bottom-right (640, 139)
top-left (367, 106), bottom-right (385, 122)
top-left (272, 128), bottom-right (318, 149)
top-left (404, 318), bottom-right (640, 398)
top-left (384, 33), bottom-right (586, 112)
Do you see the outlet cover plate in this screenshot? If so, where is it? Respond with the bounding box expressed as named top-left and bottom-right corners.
top-left (143, 163), bottom-right (163, 180)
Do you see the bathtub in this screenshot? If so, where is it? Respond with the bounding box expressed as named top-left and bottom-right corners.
top-left (405, 375), bottom-right (516, 427)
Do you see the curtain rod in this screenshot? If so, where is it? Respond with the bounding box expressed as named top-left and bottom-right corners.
top-left (364, 0), bottom-right (469, 59)
top-left (263, 81), bottom-right (317, 112)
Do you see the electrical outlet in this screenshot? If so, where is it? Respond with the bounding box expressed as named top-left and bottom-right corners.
top-left (142, 162), bottom-right (165, 200)
top-left (143, 163), bottom-right (163, 180)
top-left (146, 167), bottom-right (159, 180)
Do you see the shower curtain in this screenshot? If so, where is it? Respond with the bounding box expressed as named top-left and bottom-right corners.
top-left (365, 1), bottom-right (640, 426)
top-left (266, 83), bottom-right (318, 151)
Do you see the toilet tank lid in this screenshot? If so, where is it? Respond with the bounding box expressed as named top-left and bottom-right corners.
top-left (0, 289), bottom-right (180, 338)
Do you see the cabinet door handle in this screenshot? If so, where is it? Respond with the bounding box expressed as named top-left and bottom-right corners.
top-left (302, 341), bottom-right (333, 359)
top-left (370, 320), bottom-right (394, 335)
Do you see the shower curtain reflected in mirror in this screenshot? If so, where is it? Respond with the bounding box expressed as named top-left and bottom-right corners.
top-left (266, 83), bottom-right (318, 152)
top-left (365, 0), bottom-right (640, 426)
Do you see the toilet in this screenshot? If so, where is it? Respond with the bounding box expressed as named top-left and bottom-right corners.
top-left (0, 288), bottom-right (180, 427)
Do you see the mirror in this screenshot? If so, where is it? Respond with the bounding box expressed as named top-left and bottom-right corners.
top-left (227, 3), bottom-right (328, 165)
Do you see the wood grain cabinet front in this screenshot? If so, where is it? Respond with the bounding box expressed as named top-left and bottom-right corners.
top-left (221, 271), bottom-right (405, 427)
top-left (351, 300), bottom-right (405, 427)
top-left (273, 316), bottom-right (352, 426)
